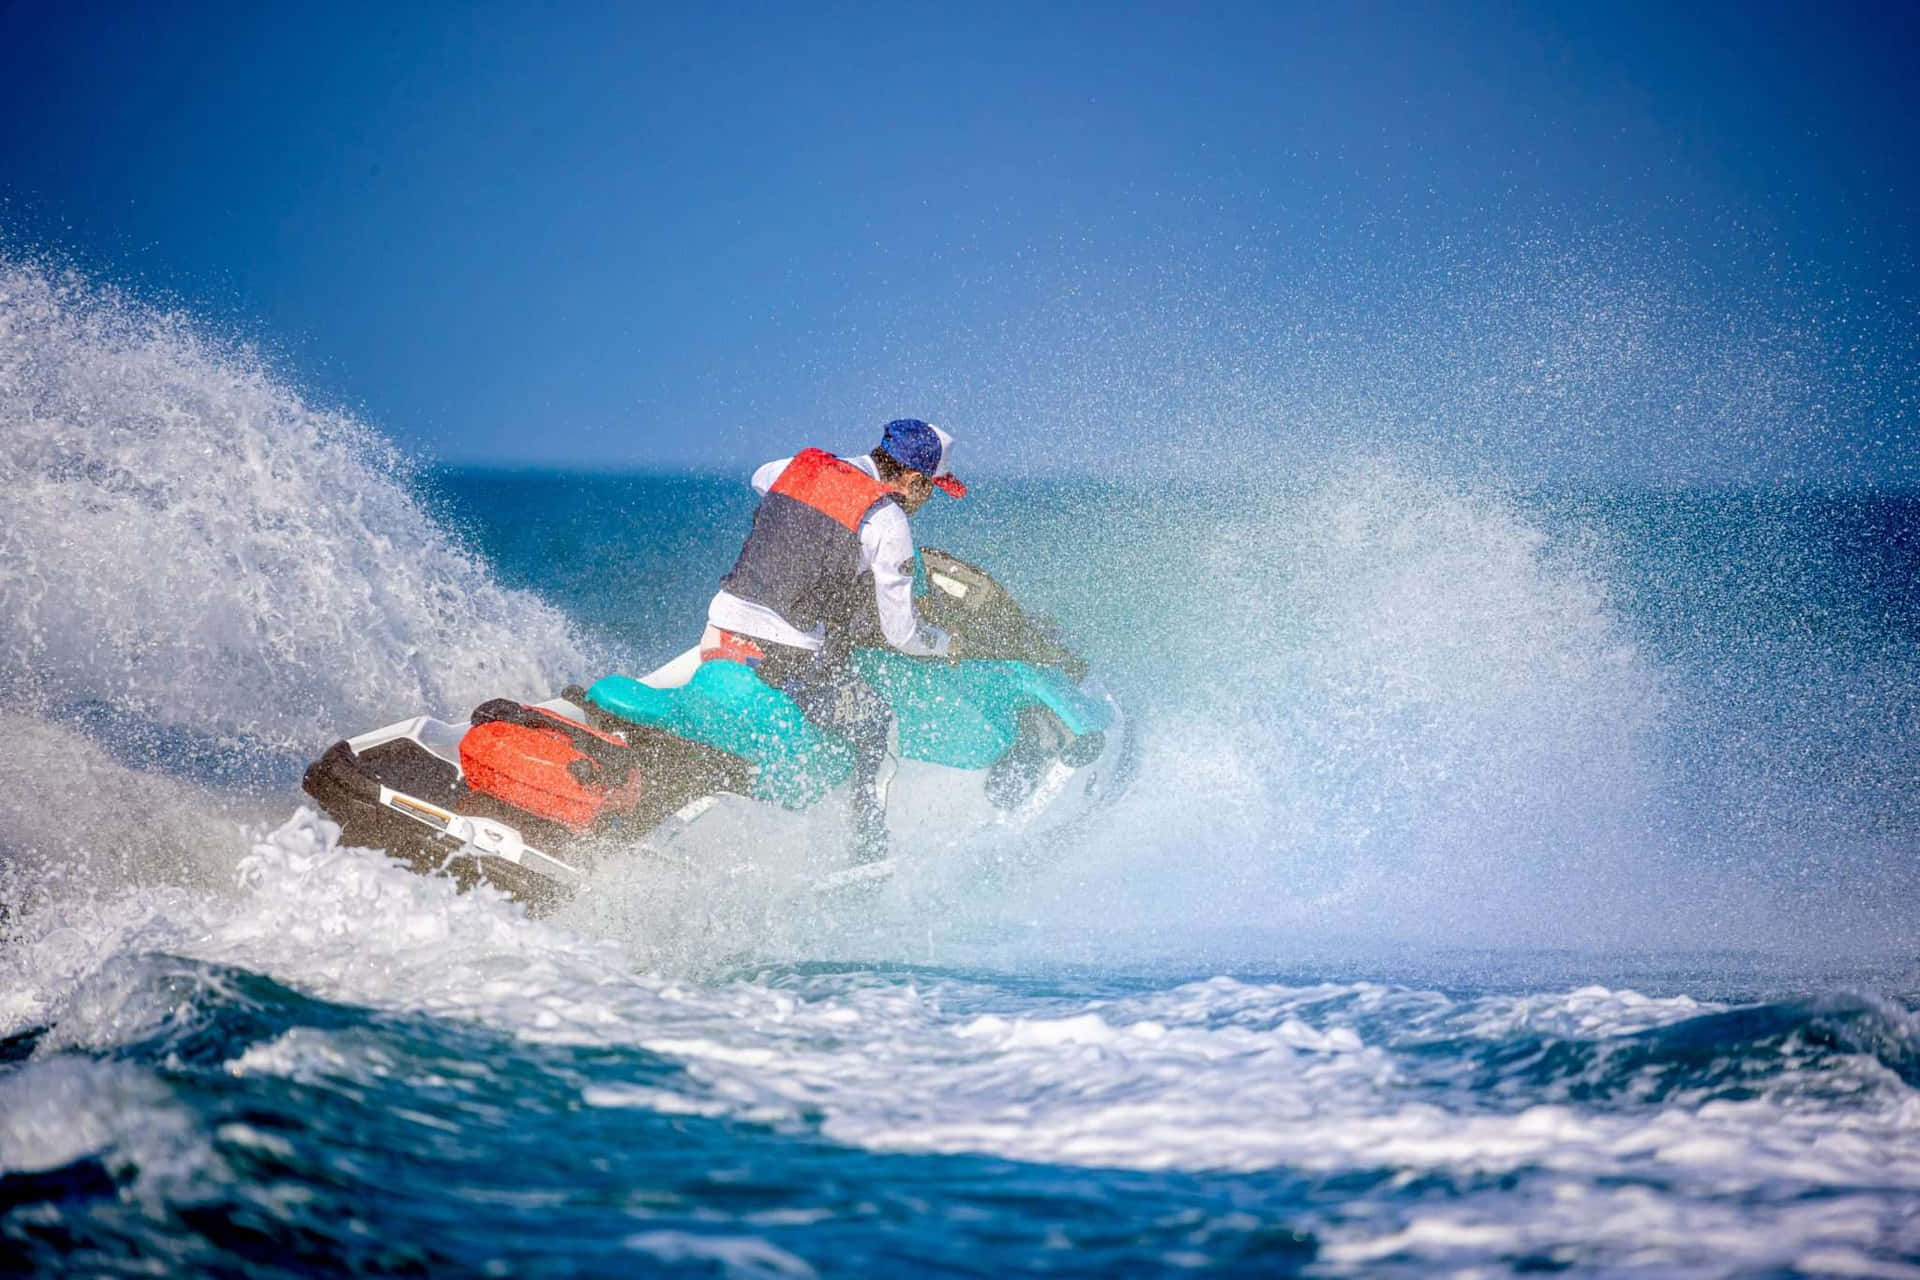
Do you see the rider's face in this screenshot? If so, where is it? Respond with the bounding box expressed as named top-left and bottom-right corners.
top-left (899, 472), bottom-right (935, 513)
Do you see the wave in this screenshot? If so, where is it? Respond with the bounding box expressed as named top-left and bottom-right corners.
top-left (0, 253), bottom-right (601, 907)
top-left (6, 826), bottom-right (1915, 1190)
top-left (0, 255), bottom-right (593, 755)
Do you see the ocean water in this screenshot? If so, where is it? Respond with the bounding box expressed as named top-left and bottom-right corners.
top-left (4, 254), bottom-right (1920, 1276)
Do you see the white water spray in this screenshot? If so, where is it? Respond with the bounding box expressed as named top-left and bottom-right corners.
top-left (0, 255), bottom-right (593, 909)
top-left (0, 257), bottom-right (592, 751)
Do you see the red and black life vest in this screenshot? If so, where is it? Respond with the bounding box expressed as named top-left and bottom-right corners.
top-left (719, 449), bottom-right (899, 643)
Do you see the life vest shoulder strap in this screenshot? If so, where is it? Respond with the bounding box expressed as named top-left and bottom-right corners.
top-left (768, 448), bottom-right (895, 532)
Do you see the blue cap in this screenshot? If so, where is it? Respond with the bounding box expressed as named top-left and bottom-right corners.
top-left (878, 419), bottom-right (967, 497)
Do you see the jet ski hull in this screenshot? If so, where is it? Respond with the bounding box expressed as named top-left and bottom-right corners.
top-left (303, 681), bottom-right (1125, 909)
top-left (300, 549), bottom-right (1129, 908)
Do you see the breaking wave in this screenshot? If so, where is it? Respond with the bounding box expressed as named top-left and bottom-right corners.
top-left (0, 256), bottom-right (592, 753)
top-left (0, 254), bottom-right (593, 908)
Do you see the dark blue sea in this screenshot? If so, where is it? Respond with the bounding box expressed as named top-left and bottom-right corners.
top-left (4, 256), bottom-right (1920, 1276)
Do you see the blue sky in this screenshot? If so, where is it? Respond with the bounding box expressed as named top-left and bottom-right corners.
top-left (3, 1), bottom-right (1915, 484)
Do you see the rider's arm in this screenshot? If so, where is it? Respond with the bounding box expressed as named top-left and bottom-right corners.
top-left (750, 457), bottom-right (792, 495)
top-left (862, 506), bottom-right (951, 657)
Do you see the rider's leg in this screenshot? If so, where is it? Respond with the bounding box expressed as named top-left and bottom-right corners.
top-left (758, 645), bottom-right (896, 863)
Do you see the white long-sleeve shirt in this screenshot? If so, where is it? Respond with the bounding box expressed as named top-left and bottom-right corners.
top-left (707, 455), bottom-right (952, 657)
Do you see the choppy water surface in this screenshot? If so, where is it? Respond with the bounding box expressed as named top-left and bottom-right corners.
top-left (3, 254), bottom-right (1918, 1276)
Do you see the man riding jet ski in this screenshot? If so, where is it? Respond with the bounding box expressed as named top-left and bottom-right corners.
top-left (301, 424), bottom-right (1128, 909)
top-left (707, 418), bottom-right (967, 865)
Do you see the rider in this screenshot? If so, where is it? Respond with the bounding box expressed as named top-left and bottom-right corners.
top-left (705, 419), bottom-right (968, 863)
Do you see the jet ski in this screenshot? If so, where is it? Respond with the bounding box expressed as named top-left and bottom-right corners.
top-left (301, 549), bottom-right (1130, 909)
